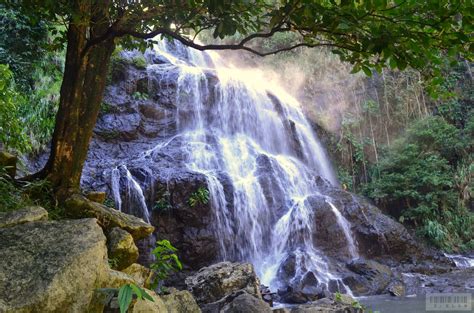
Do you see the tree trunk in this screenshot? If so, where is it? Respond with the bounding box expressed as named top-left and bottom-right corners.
top-left (35, 1), bottom-right (115, 198)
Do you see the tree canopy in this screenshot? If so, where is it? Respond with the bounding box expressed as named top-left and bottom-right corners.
top-left (14, 0), bottom-right (473, 73)
top-left (3, 0), bottom-right (472, 194)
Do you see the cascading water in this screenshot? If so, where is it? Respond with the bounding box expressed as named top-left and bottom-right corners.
top-left (112, 40), bottom-right (359, 293)
top-left (111, 165), bottom-right (150, 224)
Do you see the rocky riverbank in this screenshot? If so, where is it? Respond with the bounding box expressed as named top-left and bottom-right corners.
top-left (0, 204), bottom-right (363, 313)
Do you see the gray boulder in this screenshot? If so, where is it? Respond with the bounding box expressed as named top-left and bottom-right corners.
top-left (0, 218), bottom-right (108, 313)
top-left (0, 206), bottom-right (48, 228)
top-left (186, 262), bottom-right (261, 305)
top-left (221, 292), bottom-right (272, 313)
top-left (342, 258), bottom-right (392, 296)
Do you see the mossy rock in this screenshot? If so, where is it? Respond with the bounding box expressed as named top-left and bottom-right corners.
top-left (106, 227), bottom-right (139, 270)
top-left (64, 194), bottom-right (154, 240)
top-left (0, 206), bottom-right (48, 228)
top-left (0, 218), bottom-right (108, 313)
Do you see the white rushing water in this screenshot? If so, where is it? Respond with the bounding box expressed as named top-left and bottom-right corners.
top-left (444, 254), bottom-right (474, 268)
top-left (111, 165), bottom-right (150, 224)
top-left (113, 40), bottom-right (359, 292)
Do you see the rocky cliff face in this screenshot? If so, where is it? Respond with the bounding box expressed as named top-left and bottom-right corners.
top-left (79, 43), bottom-right (455, 300)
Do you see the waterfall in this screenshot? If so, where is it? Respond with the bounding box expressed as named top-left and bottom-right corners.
top-left (111, 165), bottom-right (150, 224)
top-left (112, 39), bottom-right (358, 293)
top-left (327, 201), bottom-right (359, 260)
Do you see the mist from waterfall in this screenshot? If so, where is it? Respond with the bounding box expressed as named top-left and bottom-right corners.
top-left (110, 39), bottom-right (359, 293)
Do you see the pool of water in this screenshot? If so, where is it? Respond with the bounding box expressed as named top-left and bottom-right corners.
top-left (359, 294), bottom-right (473, 313)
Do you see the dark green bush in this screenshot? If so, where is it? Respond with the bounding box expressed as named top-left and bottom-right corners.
top-left (365, 116), bottom-right (473, 250)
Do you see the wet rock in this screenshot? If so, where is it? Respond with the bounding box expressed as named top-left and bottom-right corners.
top-left (277, 286), bottom-right (316, 304)
top-left (0, 218), bottom-right (108, 313)
top-left (277, 253), bottom-right (297, 282)
top-left (273, 297), bottom-right (361, 313)
top-left (161, 288), bottom-right (201, 313)
top-left (221, 292), bottom-right (272, 313)
top-left (200, 290), bottom-right (265, 313)
top-left (402, 268), bottom-right (474, 295)
top-left (152, 171), bottom-right (220, 270)
top-left (388, 282), bottom-right (405, 297)
top-left (307, 195), bottom-right (354, 259)
top-left (95, 112), bottom-right (141, 141)
top-left (327, 279), bottom-right (348, 294)
top-left (276, 254), bottom-right (326, 303)
top-left (64, 194), bottom-right (154, 240)
top-left (186, 262), bottom-right (261, 304)
top-left (0, 151), bottom-right (16, 178)
top-left (0, 206), bottom-right (48, 228)
top-left (317, 186), bottom-right (420, 261)
top-left (106, 227), bottom-right (139, 270)
top-left (343, 258), bottom-right (392, 296)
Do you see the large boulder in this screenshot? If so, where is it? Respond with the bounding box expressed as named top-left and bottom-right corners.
top-left (161, 288), bottom-right (201, 313)
top-left (0, 206), bottom-right (48, 228)
top-left (342, 258), bottom-right (392, 296)
top-left (186, 262), bottom-right (261, 305)
top-left (65, 194), bottom-right (154, 240)
top-left (221, 292), bottom-right (271, 313)
top-left (199, 290), bottom-right (270, 313)
top-left (318, 185), bottom-right (420, 261)
top-left (152, 170), bottom-right (220, 270)
top-left (106, 227), bottom-right (139, 270)
top-left (0, 218), bottom-right (108, 313)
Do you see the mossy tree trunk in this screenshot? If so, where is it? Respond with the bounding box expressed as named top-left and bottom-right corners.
top-left (35, 1), bottom-right (115, 198)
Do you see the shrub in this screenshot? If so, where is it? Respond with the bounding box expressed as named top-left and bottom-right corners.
top-left (188, 187), bottom-right (210, 207)
top-left (131, 55), bottom-right (147, 69)
top-left (0, 166), bottom-right (64, 218)
top-left (150, 239), bottom-right (182, 291)
top-left (0, 64), bottom-right (30, 152)
top-left (365, 116), bottom-right (473, 250)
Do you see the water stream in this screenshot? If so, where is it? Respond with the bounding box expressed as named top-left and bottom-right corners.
top-left (111, 40), bottom-right (359, 292)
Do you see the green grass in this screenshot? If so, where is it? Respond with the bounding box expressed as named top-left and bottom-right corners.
top-left (0, 167), bottom-right (64, 219)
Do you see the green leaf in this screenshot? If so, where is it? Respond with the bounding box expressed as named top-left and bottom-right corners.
top-left (362, 66), bottom-right (372, 77)
top-left (118, 285), bottom-right (133, 313)
top-left (130, 283), bottom-right (142, 299)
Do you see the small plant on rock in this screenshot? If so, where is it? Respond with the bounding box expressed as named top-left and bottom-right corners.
top-left (97, 283), bottom-right (154, 313)
top-left (150, 239), bottom-right (182, 291)
top-left (153, 198), bottom-right (172, 212)
top-left (131, 91), bottom-right (148, 100)
top-left (188, 187), bottom-right (209, 207)
top-left (117, 283), bottom-right (154, 313)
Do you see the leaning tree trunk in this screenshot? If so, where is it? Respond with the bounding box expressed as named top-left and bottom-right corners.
top-left (36, 1), bottom-right (115, 199)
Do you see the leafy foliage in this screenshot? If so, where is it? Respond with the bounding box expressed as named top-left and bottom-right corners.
top-left (0, 5), bottom-right (63, 153)
top-left (150, 240), bottom-right (182, 290)
top-left (0, 64), bottom-right (30, 152)
top-left (365, 116), bottom-right (473, 250)
top-left (132, 91), bottom-right (149, 101)
top-left (130, 55), bottom-right (147, 69)
top-left (188, 187), bottom-right (210, 207)
top-left (0, 167), bottom-right (64, 218)
top-left (97, 283), bottom-right (154, 313)
top-left (118, 283), bottom-right (154, 313)
top-left (0, 4), bottom-right (48, 91)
